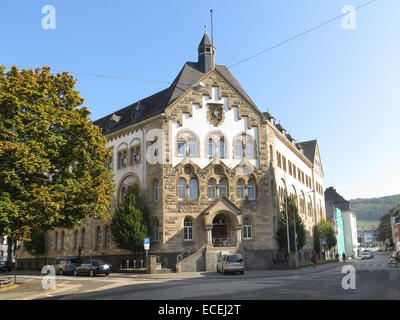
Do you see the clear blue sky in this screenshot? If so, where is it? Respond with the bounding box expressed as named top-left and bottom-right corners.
top-left (1, 0), bottom-right (399, 200)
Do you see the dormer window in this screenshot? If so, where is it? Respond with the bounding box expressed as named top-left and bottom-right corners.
top-left (105, 121), bottom-right (115, 132)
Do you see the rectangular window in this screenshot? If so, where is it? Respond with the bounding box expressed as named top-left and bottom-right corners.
top-left (178, 139), bottom-right (185, 156)
top-left (282, 156), bottom-right (287, 172)
top-left (188, 138), bottom-right (196, 157)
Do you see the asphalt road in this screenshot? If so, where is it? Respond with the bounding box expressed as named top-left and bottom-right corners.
top-left (28, 251), bottom-right (399, 300)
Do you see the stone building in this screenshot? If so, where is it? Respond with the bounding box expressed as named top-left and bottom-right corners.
top-left (18, 31), bottom-right (326, 271)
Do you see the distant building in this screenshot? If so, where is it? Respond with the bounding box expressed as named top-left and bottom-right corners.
top-left (391, 208), bottom-right (400, 250)
top-left (325, 187), bottom-right (359, 258)
top-left (357, 229), bottom-right (379, 245)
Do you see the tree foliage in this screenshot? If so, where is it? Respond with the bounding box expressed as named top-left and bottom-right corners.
top-left (110, 185), bottom-right (149, 255)
top-left (350, 194), bottom-right (400, 221)
top-left (23, 229), bottom-right (46, 256)
top-left (313, 219), bottom-right (337, 253)
top-left (377, 207), bottom-right (395, 242)
top-left (276, 196), bottom-right (306, 253)
top-left (0, 65), bottom-right (115, 241)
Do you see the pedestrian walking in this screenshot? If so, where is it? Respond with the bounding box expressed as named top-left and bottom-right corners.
top-left (342, 252), bottom-right (346, 263)
top-left (335, 253), bottom-right (339, 261)
top-left (311, 251), bottom-right (318, 267)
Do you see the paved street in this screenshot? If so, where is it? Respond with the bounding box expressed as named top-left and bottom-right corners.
top-left (1, 252), bottom-right (398, 300)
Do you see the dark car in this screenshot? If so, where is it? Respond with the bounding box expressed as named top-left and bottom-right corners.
top-left (0, 261), bottom-right (12, 272)
top-left (52, 257), bottom-right (80, 275)
top-left (74, 260), bottom-right (112, 277)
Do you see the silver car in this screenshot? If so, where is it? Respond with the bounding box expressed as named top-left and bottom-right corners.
top-left (52, 257), bottom-right (80, 275)
top-left (361, 251), bottom-right (373, 260)
top-left (217, 254), bottom-right (245, 275)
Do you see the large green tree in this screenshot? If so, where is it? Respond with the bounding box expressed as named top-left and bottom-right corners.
top-left (110, 185), bottom-right (150, 255)
top-left (377, 207), bottom-right (395, 243)
top-left (0, 65), bottom-right (115, 242)
top-left (23, 229), bottom-right (46, 256)
top-left (277, 196), bottom-right (307, 253)
top-left (313, 219), bottom-right (337, 253)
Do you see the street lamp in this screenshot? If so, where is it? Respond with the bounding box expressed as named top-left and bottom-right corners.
top-left (283, 174), bottom-right (315, 269)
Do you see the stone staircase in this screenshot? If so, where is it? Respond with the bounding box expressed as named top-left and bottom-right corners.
top-left (176, 243), bottom-right (242, 272)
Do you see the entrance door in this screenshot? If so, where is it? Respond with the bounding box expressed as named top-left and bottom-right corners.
top-left (212, 215), bottom-right (228, 247)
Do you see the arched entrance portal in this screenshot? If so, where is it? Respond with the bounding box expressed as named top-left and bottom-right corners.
top-left (212, 213), bottom-right (232, 247)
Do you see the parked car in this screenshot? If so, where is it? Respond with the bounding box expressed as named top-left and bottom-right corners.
top-left (361, 251), bottom-right (373, 259)
top-left (0, 261), bottom-right (12, 272)
top-left (390, 251), bottom-right (400, 263)
top-left (217, 254), bottom-right (245, 275)
top-left (52, 257), bottom-right (80, 275)
top-left (74, 260), bottom-right (112, 277)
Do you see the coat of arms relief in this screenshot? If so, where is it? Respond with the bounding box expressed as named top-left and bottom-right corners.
top-left (207, 102), bottom-right (224, 126)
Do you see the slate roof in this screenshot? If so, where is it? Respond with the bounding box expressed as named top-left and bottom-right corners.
top-left (275, 124), bottom-right (286, 133)
top-left (93, 62), bottom-right (255, 135)
top-left (325, 200), bottom-right (336, 221)
top-left (297, 140), bottom-right (317, 163)
top-left (392, 207), bottom-right (400, 217)
top-left (263, 112), bottom-right (275, 120)
top-left (198, 32), bottom-right (213, 48)
top-left (324, 187), bottom-right (352, 212)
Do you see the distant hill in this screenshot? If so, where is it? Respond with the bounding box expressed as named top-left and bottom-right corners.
top-left (349, 194), bottom-right (400, 222)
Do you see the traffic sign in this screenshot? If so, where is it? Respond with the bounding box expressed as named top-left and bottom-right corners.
top-left (320, 238), bottom-right (327, 245)
top-left (144, 238), bottom-right (150, 250)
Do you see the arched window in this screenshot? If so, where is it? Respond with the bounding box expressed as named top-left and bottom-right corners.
top-left (248, 179), bottom-right (256, 200)
top-left (105, 226), bottom-right (111, 247)
top-left (54, 232), bottom-right (58, 250)
top-left (73, 230), bottom-right (78, 249)
top-left (177, 133), bottom-right (197, 157)
top-left (219, 178), bottom-right (227, 198)
top-left (235, 140), bottom-right (243, 158)
top-left (153, 179), bottom-right (159, 201)
top-left (153, 219), bottom-right (159, 242)
top-left (243, 217), bottom-right (252, 240)
top-left (177, 137), bottom-right (186, 156)
top-left (218, 138), bottom-right (225, 158)
top-left (208, 138), bottom-right (215, 157)
top-left (183, 217), bottom-right (193, 241)
top-left (208, 179), bottom-right (216, 200)
top-left (81, 228), bottom-right (86, 248)
top-left (189, 178), bottom-right (198, 200)
top-left (178, 178), bottom-right (186, 200)
top-left (96, 227), bottom-right (102, 247)
top-left (237, 179), bottom-right (245, 200)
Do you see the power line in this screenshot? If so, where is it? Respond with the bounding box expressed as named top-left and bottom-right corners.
top-left (3, 0), bottom-right (377, 84)
top-left (228, 0), bottom-right (376, 68)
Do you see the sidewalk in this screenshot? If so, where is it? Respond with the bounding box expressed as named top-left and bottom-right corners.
top-left (0, 277), bottom-right (54, 300)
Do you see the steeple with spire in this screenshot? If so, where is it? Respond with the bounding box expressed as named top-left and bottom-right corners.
top-left (198, 26), bottom-right (215, 73)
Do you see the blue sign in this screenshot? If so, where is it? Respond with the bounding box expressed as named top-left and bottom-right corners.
top-left (144, 238), bottom-right (150, 245)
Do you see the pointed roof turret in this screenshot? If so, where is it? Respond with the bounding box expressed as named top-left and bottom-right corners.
top-left (198, 27), bottom-right (215, 73)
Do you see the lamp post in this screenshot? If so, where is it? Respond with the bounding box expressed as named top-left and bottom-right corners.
top-left (284, 178), bottom-right (316, 269)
